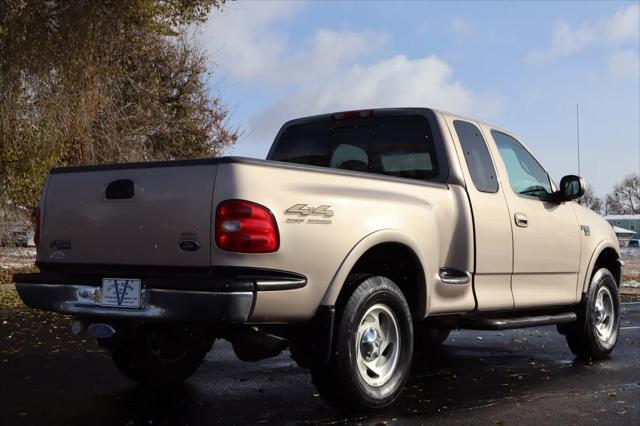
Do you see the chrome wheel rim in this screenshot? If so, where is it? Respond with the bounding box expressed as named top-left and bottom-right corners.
top-left (355, 303), bottom-right (400, 387)
top-left (593, 286), bottom-right (615, 343)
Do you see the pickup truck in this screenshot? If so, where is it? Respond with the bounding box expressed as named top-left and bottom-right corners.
top-left (15, 108), bottom-right (623, 411)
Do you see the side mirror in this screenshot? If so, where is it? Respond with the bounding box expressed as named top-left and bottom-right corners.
top-left (556, 175), bottom-right (585, 202)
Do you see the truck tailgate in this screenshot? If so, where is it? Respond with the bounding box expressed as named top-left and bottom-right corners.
top-left (38, 161), bottom-right (218, 267)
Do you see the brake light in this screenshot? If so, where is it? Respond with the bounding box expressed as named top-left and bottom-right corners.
top-left (33, 207), bottom-right (40, 248)
top-left (331, 110), bottom-right (373, 120)
top-left (215, 200), bottom-right (279, 253)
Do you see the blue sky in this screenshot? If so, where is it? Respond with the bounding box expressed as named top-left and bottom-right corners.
top-left (201, 0), bottom-right (640, 196)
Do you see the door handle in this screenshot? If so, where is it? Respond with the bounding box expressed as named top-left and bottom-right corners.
top-left (514, 212), bottom-right (528, 228)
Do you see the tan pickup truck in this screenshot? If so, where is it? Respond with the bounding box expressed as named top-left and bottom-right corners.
top-left (15, 108), bottom-right (622, 411)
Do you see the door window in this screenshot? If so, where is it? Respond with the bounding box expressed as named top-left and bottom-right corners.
top-left (454, 120), bottom-right (498, 193)
top-left (492, 131), bottom-right (552, 198)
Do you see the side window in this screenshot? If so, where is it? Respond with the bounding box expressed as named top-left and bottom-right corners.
top-left (491, 130), bottom-right (552, 197)
top-left (453, 120), bottom-right (498, 193)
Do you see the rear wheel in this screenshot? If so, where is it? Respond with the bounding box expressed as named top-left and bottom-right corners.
top-left (106, 324), bottom-right (214, 384)
top-left (311, 276), bottom-right (413, 412)
top-left (562, 268), bottom-right (620, 360)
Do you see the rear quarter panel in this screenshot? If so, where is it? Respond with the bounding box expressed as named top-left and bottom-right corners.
top-left (212, 160), bottom-right (475, 322)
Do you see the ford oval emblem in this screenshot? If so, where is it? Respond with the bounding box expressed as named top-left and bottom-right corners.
top-left (179, 239), bottom-right (201, 252)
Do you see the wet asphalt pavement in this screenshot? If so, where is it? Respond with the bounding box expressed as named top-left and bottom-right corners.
top-left (0, 288), bottom-right (638, 426)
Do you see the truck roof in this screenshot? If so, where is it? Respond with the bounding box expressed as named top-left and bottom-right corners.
top-left (283, 107), bottom-right (504, 135)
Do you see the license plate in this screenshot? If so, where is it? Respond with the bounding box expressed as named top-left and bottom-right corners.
top-left (101, 278), bottom-right (141, 308)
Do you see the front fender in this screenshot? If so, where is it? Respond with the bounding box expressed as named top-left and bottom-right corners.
top-left (580, 240), bottom-right (621, 298)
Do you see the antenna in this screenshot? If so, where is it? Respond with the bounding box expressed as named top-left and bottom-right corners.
top-left (576, 104), bottom-right (581, 176)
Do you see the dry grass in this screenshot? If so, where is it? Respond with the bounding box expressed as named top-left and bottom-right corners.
top-left (0, 247), bottom-right (38, 284)
top-left (622, 256), bottom-right (639, 283)
top-left (0, 265), bottom-right (38, 284)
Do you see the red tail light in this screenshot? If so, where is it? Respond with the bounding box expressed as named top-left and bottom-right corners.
top-left (215, 200), bottom-right (279, 253)
top-left (33, 207), bottom-right (41, 248)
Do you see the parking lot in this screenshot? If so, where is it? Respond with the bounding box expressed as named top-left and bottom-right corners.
top-left (0, 286), bottom-right (638, 425)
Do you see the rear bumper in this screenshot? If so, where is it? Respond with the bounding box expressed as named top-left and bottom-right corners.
top-left (14, 267), bottom-right (307, 323)
top-left (16, 283), bottom-right (254, 323)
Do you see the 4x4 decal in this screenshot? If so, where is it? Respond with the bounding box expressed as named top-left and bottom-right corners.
top-left (284, 204), bottom-right (333, 224)
top-left (285, 204), bottom-right (334, 217)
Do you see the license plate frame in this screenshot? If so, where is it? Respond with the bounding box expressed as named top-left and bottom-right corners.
top-left (101, 278), bottom-right (142, 308)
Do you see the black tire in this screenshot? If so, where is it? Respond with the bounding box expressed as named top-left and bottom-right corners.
top-left (562, 268), bottom-right (620, 360)
top-left (107, 324), bottom-right (214, 384)
top-left (311, 276), bottom-right (413, 412)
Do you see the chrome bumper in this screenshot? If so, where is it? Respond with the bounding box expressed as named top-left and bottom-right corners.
top-left (16, 283), bottom-right (253, 323)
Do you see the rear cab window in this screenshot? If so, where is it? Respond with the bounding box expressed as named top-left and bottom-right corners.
top-left (268, 112), bottom-right (447, 182)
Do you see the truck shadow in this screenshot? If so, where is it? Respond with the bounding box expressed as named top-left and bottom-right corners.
top-left (101, 330), bottom-right (599, 425)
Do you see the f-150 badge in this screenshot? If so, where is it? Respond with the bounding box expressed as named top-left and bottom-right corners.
top-left (285, 204), bottom-right (333, 225)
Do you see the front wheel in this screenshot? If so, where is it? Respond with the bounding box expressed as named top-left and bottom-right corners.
top-left (106, 324), bottom-right (214, 384)
top-left (311, 276), bottom-right (413, 412)
top-left (562, 268), bottom-right (620, 360)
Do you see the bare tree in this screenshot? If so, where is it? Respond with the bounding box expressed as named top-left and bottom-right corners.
top-left (579, 186), bottom-right (603, 214)
top-left (605, 174), bottom-right (640, 215)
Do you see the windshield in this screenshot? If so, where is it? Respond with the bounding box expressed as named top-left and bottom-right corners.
top-left (269, 114), bottom-right (440, 180)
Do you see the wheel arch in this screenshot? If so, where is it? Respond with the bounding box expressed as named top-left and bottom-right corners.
top-left (581, 242), bottom-right (622, 299)
top-left (321, 230), bottom-right (430, 318)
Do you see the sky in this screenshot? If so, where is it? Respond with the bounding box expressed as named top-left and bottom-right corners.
top-left (199, 0), bottom-right (640, 196)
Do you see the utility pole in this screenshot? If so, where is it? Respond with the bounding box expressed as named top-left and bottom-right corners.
top-left (576, 103), bottom-right (581, 176)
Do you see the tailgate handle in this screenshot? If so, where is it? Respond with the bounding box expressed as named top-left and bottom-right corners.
top-left (106, 179), bottom-right (134, 199)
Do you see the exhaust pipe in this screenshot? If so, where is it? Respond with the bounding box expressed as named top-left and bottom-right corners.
top-left (71, 319), bottom-right (87, 336)
top-left (88, 323), bottom-right (116, 339)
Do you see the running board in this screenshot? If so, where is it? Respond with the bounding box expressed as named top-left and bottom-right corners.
top-left (460, 312), bottom-right (577, 331)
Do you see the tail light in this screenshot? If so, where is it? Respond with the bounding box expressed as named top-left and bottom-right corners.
top-left (215, 200), bottom-right (279, 253)
top-left (33, 207), bottom-right (41, 248)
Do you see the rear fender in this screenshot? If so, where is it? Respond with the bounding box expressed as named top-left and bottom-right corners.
top-left (320, 229), bottom-right (430, 315)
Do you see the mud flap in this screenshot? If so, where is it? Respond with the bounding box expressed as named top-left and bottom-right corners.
top-left (289, 306), bottom-right (335, 370)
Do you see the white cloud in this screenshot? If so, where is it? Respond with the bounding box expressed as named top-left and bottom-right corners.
top-left (201, 1), bottom-right (503, 149)
top-left (416, 22), bottom-right (429, 35)
top-left (604, 4), bottom-right (640, 43)
top-left (449, 18), bottom-right (472, 37)
top-left (200, 1), bottom-right (301, 81)
top-left (609, 49), bottom-right (640, 79)
top-left (281, 29), bottom-right (387, 86)
top-left (526, 20), bottom-right (595, 63)
top-left (200, 2), bottom-right (384, 86)
top-left (526, 4), bottom-right (640, 63)
top-left (250, 54), bottom-right (503, 144)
